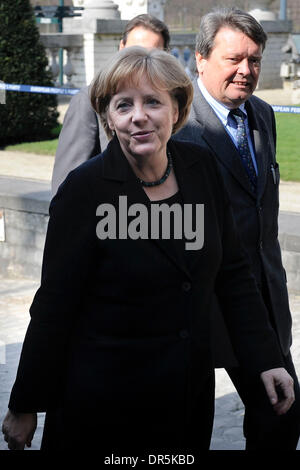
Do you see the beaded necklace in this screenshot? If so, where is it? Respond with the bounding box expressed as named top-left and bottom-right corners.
top-left (138, 151), bottom-right (172, 187)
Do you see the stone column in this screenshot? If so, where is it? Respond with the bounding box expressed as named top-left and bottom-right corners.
top-left (257, 22), bottom-right (292, 89)
top-left (148, 0), bottom-right (166, 21)
top-left (83, 0), bottom-right (121, 19)
top-left (113, 1), bottom-right (148, 20)
top-left (65, 1), bottom-right (127, 86)
top-left (247, 2), bottom-right (292, 89)
top-left (248, 0), bottom-right (276, 21)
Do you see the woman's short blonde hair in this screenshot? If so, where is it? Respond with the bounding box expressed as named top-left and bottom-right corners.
top-left (90, 46), bottom-right (194, 139)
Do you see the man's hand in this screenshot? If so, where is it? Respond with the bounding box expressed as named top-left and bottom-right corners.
top-left (2, 410), bottom-right (37, 450)
top-left (260, 368), bottom-right (295, 415)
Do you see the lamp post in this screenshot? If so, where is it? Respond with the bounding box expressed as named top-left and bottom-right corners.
top-left (279, 0), bottom-right (287, 20)
top-left (34, 3), bottom-right (84, 87)
top-left (59, 0), bottom-right (64, 86)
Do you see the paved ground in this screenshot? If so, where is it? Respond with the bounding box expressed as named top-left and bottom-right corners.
top-left (253, 87), bottom-right (300, 106)
top-left (0, 279), bottom-right (299, 451)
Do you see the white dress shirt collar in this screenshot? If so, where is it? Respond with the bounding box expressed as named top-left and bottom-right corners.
top-left (197, 77), bottom-right (247, 123)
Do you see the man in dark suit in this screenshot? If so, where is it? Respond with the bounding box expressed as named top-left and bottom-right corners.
top-left (51, 14), bottom-right (170, 197)
top-left (174, 8), bottom-right (300, 450)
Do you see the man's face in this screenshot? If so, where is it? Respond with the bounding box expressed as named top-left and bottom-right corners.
top-left (196, 27), bottom-right (262, 108)
top-left (119, 26), bottom-right (165, 51)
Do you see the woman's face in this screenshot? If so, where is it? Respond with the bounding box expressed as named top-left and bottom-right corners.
top-left (107, 75), bottom-right (179, 163)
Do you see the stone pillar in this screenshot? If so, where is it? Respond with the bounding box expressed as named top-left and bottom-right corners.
top-left (246, 2), bottom-right (292, 89)
top-left (112, 1), bottom-right (166, 21)
top-left (148, 0), bottom-right (166, 21)
top-left (248, 1), bottom-right (276, 21)
top-left (72, 1), bottom-right (166, 22)
top-left (83, 0), bottom-right (121, 19)
top-left (258, 21), bottom-right (293, 89)
top-left (64, 2), bottom-right (127, 87)
top-left (113, 1), bottom-right (148, 20)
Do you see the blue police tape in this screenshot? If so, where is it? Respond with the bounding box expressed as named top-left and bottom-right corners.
top-left (272, 105), bottom-right (300, 114)
top-left (1, 83), bottom-right (300, 113)
top-left (0, 82), bottom-right (79, 96)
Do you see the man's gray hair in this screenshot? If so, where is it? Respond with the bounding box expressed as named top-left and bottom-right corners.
top-left (196, 8), bottom-right (268, 57)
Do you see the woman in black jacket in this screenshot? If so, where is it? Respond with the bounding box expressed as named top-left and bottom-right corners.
top-left (2, 47), bottom-right (294, 452)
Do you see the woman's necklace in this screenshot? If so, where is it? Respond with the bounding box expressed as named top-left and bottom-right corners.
top-left (138, 151), bottom-right (173, 187)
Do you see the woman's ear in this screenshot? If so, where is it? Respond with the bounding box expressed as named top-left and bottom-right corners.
top-left (107, 113), bottom-right (115, 132)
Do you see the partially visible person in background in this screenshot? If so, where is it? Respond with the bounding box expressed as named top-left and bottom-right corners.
top-left (174, 7), bottom-right (300, 450)
top-left (51, 14), bottom-right (170, 197)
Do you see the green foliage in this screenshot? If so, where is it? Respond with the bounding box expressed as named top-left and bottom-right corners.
top-left (5, 138), bottom-right (59, 155)
top-left (275, 113), bottom-right (300, 182)
top-left (4, 124), bottom-right (62, 154)
top-left (0, 0), bottom-right (59, 146)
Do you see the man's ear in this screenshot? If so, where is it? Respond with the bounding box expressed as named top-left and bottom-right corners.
top-left (172, 101), bottom-right (179, 126)
top-left (195, 51), bottom-right (207, 75)
top-left (119, 39), bottom-right (125, 50)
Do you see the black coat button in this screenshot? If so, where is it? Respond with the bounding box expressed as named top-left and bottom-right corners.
top-left (179, 329), bottom-right (189, 339)
top-left (182, 281), bottom-right (191, 292)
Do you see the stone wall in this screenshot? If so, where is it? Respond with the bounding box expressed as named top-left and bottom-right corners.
top-left (258, 20), bottom-right (292, 89)
top-left (0, 178), bottom-right (299, 296)
top-left (279, 212), bottom-right (300, 295)
top-left (0, 177), bottom-right (50, 281)
top-left (83, 34), bottom-right (121, 86)
top-left (42, 18), bottom-right (293, 90)
top-left (61, 18), bottom-right (126, 88)
top-left (0, 209), bottom-right (48, 280)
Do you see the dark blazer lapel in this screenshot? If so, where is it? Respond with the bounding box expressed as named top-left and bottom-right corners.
top-left (168, 141), bottom-right (205, 274)
top-left (101, 137), bottom-right (192, 278)
top-left (169, 140), bottom-right (199, 206)
top-left (100, 136), bottom-right (149, 206)
top-left (192, 82), bottom-right (256, 199)
top-left (245, 99), bottom-right (269, 200)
